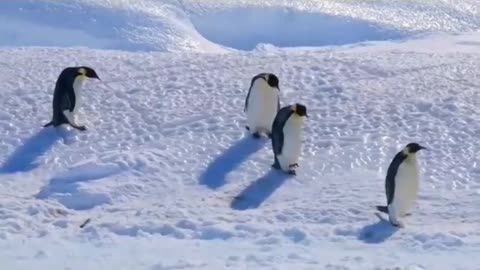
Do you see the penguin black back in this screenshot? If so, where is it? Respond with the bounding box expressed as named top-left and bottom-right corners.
top-left (271, 105), bottom-right (295, 156)
top-left (385, 151), bottom-right (407, 205)
top-left (44, 66), bottom-right (99, 130)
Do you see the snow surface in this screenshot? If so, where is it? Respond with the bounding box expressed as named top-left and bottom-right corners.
top-left (1, 0), bottom-right (480, 269)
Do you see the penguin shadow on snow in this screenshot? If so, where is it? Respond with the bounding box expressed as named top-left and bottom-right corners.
top-left (357, 213), bottom-right (399, 244)
top-left (0, 127), bottom-right (74, 174)
top-left (199, 136), bottom-right (267, 189)
top-left (35, 162), bottom-right (124, 210)
top-left (231, 169), bottom-right (291, 210)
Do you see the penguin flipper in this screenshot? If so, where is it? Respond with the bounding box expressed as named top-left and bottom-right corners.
top-left (386, 152), bottom-right (406, 205)
top-left (245, 74), bottom-right (263, 113)
top-left (244, 86), bottom-right (251, 113)
top-left (376, 205), bottom-right (389, 213)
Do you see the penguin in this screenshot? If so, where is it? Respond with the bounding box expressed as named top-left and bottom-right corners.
top-left (43, 66), bottom-right (100, 131)
top-left (271, 103), bottom-right (308, 175)
top-left (244, 73), bottom-right (280, 138)
top-left (376, 142), bottom-right (427, 227)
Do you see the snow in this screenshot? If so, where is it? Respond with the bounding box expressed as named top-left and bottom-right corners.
top-left (1, 0), bottom-right (480, 269)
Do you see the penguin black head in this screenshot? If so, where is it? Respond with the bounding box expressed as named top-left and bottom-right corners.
top-left (292, 103), bottom-right (308, 118)
top-left (77, 66), bottom-right (100, 80)
top-left (266, 74), bottom-right (279, 89)
top-left (405, 142), bottom-right (427, 154)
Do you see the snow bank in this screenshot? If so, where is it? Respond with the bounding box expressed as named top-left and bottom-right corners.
top-left (1, 0), bottom-right (480, 269)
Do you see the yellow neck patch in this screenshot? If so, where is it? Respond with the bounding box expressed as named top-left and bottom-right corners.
top-left (291, 104), bottom-right (297, 113)
top-left (78, 68), bottom-right (87, 76)
top-left (76, 68), bottom-right (87, 80)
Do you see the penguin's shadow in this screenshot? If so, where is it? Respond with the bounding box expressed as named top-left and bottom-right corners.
top-left (0, 127), bottom-right (72, 174)
top-left (231, 169), bottom-right (291, 210)
top-left (199, 136), bottom-right (266, 189)
top-left (357, 213), bottom-right (399, 244)
top-left (35, 162), bottom-right (124, 210)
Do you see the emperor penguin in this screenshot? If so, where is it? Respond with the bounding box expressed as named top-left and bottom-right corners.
top-left (244, 73), bottom-right (280, 138)
top-left (271, 103), bottom-right (308, 175)
top-left (43, 66), bottom-right (100, 131)
top-left (376, 142), bottom-right (427, 227)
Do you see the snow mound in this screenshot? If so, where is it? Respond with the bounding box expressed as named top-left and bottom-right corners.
top-left (1, 0), bottom-right (480, 269)
top-left (0, 0), bottom-right (225, 52)
top-left (2, 0), bottom-right (479, 53)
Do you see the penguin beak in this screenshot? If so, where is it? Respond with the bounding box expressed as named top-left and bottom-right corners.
top-left (87, 70), bottom-right (101, 80)
top-left (417, 145), bottom-right (428, 151)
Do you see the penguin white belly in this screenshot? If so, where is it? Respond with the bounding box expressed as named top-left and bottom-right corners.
top-left (247, 83), bottom-right (278, 133)
top-left (278, 116), bottom-right (303, 171)
top-left (72, 76), bottom-right (85, 116)
top-left (63, 77), bottom-right (84, 125)
top-left (391, 159), bottom-right (419, 216)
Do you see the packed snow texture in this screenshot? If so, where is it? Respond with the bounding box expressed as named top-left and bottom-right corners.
top-left (1, 0), bottom-right (480, 270)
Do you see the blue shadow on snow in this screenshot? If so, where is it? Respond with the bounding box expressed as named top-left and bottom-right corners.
top-left (191, 6), bottom-right (413, 51)
top-left (199, 136), bottom-right (266, 189)
top-left (35, 163), bottom-right (122, 210)
top-left (0, 127), bottom-right (69, 173)
top-left (231, 169), bottom-right (291, 210)
top-left (357, 213), bottom-right (399, 244)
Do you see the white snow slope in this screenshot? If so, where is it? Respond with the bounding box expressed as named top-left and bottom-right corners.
top-left (1, 0), bottom-right (480, 269)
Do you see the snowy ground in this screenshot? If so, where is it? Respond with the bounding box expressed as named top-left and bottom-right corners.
top-left (1, 0), bottom-right (480, 269)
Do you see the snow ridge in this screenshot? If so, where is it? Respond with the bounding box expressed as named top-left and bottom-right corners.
top-left (1, 0), bottom-right (480, 269)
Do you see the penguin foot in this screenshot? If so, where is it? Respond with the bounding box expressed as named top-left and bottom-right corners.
top-left (389, 217), bottom-right (404, 228)
top-left (245, 126), bottom-right (250, 131)
top-left (252, 132), bottom-right (261, 139)
top-left (272, 163), bottom-right (281, 170)
top-left (267, 133), bottom-right (272, 139)
top-left (287, 169), bottom-right (296, 176)
top-left (72, 125), bottom-right (87, 131)
top-left (390, 221), bottom-right (405, 228)
top-left (289, 163), bottom-right (299, 169)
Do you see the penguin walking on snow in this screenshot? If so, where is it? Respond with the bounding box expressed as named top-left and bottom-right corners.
top-left (376, 142), bottom-right (427, 227)
top-left (271, 103), bottom-right (308, 175)
top-left (244, 73), bottom-right (280, 138)
top-left (44, 66), bottom-right (100, 131)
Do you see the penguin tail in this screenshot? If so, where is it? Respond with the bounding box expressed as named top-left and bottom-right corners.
top-left (43, 121), bottom-right (53, 128)
top-left (376, 205), bottom-right (389, 214)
